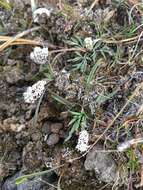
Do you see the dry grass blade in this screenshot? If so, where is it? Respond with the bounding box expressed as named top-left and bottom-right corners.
top-left (0, 33), bottom-right (142, 52)
top-left (102, 35), bottom-right (141, 44)
top-left (0, 26), bottom-right (40, 52)
top-left (104, 10), bottom-right (115, 23)
top-left (88, 0), bottom-right (99, 13)
top-left (0, 36), bottom-right (41, 46)
top-left (0, 36), bottom-right (59, 49)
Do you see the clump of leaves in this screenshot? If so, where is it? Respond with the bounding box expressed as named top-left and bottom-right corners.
top-left (65, 110), bottom-right (87, 141)
top-left (66, 36), bottom-right (113, 73)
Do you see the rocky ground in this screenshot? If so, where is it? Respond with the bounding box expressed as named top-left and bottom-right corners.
top-left (0, 0), bottom-right (143, 190)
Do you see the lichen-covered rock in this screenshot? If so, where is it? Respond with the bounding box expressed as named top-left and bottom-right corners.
top-left (84, 147), bottom-right (118, 183)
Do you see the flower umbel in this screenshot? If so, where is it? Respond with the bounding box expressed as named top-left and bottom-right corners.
top-left (33, 8), bottom-right (51, 23)
top-left (84, 37), bottom-right (94, 50)
top-left (23, 80), bottom-right (47, 104)
top-left (76, 130), bottom-right (89, 152)
top-left (30, 46), bottom-right (48, 64)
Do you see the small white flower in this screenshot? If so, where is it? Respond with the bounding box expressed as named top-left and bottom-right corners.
top-left (23, 80), bottom-right (47, 104)
top-left (76, 130), bottom-right (89, 152)
top-left (30, 46), bottom-right (48, 64)
top-left (84, 37), bottom-right (94, 50)
top-left (33, 8), bottom-right (51, 23)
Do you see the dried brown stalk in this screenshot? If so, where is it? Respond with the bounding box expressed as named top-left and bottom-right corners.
top-left (0, 26), bottom-right (40, 51)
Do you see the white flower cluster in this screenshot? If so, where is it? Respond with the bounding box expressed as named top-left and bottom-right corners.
top-left (33, 8), bottom-right (51, 23)
top-left (23, 80), bottom-right (47, 104)
top-left (30, 47), bottom-right (48, 64)
top-left (76, 130), bottom-right (89, 152)
top-left (84, 37), bottom-right (94, 50)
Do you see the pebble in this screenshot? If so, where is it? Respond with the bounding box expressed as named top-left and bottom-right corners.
top-left (50, 123), bottom-right (63, 134)
top-left (5, 67), bottom-right (24, 84)
top-left (31, 132), bottom-right (42, 141)
top-left (42, 122), bottom-right (51, 135)
top-left (47, 133), bottom-right (60, 146)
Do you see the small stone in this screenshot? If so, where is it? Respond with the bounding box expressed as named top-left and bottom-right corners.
top-left (10, 123), bottom-right (25, 132)
top-left (60, 111), bottom-right (68, 119)
top-left (42, 122), bottom-right (51, 135)
top-left (7, 59), bottom-right (16, 65)
top-left (50, 123), bottom-right (63, 134)
top-left (47, 134), bottom-right (60, 146)
top-left (5, 67), bottom-right (24, 84)
top-left (31, 132), bottom-right (42, 141)
top-left (1, 117), bottom-right (26, 132)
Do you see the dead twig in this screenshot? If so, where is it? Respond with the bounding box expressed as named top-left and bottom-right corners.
top-left (0, 36), bottom-right (59, 49)
top-left (50, 47), bottom-right (86, 54)
top-left (1, 32), bottom-right (143, 52)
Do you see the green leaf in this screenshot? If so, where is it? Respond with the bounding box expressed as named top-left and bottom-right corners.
top-left (69, 111), bottom-right (83, 116)
top-left (65, 111), bottom-right (87, 142)
top-left (69, 56), bottom-right (82, 62)
top-left (15, 166), bottom-right (64, 185)
top-left (51, 93), bottom-right (74, 108)
top-left (75, 51), bottom-right (82, 57)
top-left (96, 91), bottom-right (116, 105)
top-left (65, 118), bottom-right (80, 141)
top-left (86, 59), bottom-right (101, 87)
top-left (68, 117), bottom-right (77, 126)
top-left (15, 176), bottom-right (28, 185)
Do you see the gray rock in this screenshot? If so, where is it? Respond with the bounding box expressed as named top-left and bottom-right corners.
top-left (42, 122), bottom-right (51, 135)
top-left (84, 147), bottom-right (118, 183)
